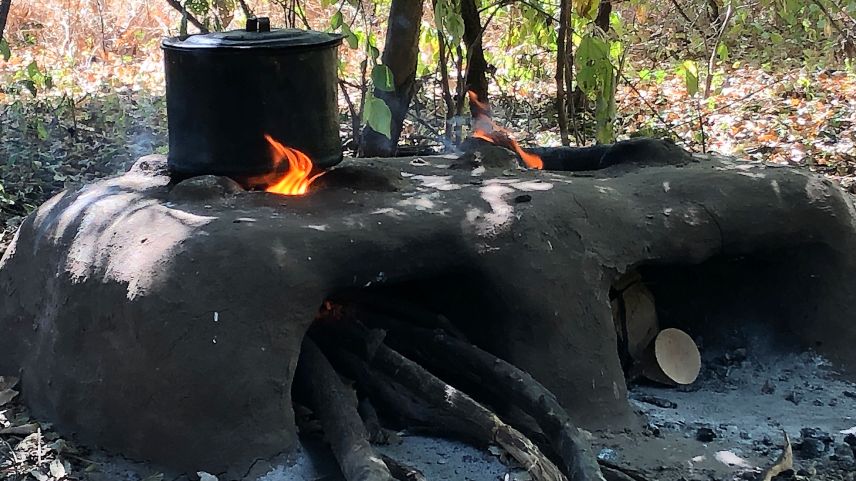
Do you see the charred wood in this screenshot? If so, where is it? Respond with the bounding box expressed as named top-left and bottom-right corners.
top-left (359, 397), bottom-right (397, 445)
top-left (365, 319), bottom-right (605, 481)
top-left (331, 292), bottom-right (468, 340)
top-left (295, 338), bottom-right (393, 481)
top-left (380, 454), bottom-right (428, 481)
top-left (315, 324), bottom-right (567, 481)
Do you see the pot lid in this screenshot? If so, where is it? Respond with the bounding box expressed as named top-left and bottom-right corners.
top-left (162, 28), bottom-right (343, 50)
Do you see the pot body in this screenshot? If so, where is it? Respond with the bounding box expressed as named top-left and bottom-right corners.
top-left (163, 30), bottom-right (343, 177)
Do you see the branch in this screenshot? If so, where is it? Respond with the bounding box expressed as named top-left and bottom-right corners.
top-left (165, 0), bottom-right (210, 34)
top-left (0, 0), bottom-right (12, 42)
top-left (704, 1), bottom-right (733, 98)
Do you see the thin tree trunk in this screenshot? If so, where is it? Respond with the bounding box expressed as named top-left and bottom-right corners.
top-left (359, 0), bottom-right (424, 157)
top-left (0, 0), bottom-right (12, 42)
top-left (594, 1), bottom-right (611, 32)
top-left (556, 0), bottom-right (571, 145)
top-left (460, 0), bottom-right (488, 111)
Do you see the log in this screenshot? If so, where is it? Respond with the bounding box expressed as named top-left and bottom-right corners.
top-left (356, 315), bottom-right (605, 481)
top-left (380, 454), bottom-right (428, 481)
top-left (319, 324), bottom-right (568, 481)
top-left (358, 397), bottom-right (396, 445)
top-left (331, 292), bottom-right (468, 340)
top-left (295, 339), bottom-right (393, 481)
top-left (527, 138), bottom-right (693, 172)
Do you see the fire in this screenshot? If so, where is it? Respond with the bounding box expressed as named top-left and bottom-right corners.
top-left (468, 91), bottom-right (543, 170)
top-left (260, 134), bottom-right (324, 195)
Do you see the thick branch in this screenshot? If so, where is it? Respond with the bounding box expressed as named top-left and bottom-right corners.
top-left (295, 338), bottom-right (393, 481)
top-left (165, 0), bottom-right (210, 34)
top-left (0, 0), bottom-right (12, 42)
top-left (318, 323), bottom-right (567, 481)
top-left (367, 319), bottom-right (605, 481)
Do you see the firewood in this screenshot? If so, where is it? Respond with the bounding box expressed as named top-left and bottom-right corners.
top-left (380, 454), bottom-right (428, 481)
top-left (358, 397), bottom-right (398, 445)
top-left (361, 317), bottom-right (605, 481)
top-left (295, 339), bottom-right (393, 481)
top-left (331, 292), bottom-right (468, 340)
top-left (316, 325), bottom-right (567, 481)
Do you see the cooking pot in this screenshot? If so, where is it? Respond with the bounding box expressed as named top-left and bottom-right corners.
top-left (162, 22), bottom-right (343, 178)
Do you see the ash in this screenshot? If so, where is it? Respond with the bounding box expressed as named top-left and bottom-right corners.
top-left (595, 340), bottom-right (856, 481)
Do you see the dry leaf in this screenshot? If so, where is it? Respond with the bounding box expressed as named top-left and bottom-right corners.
top-left (759, 431), bottom-right (793, 481)
top-left (49, 458), bottom-right (67, 479)
top-left (197, 472), bottom-right (219, 481)
top-left (29, 469), bottom-right (49, 481)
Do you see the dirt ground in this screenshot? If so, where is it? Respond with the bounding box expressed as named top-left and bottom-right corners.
top-left (592, 347), bottom-right (856, 481)
top-left (3, 344), bottom-right (855, 481)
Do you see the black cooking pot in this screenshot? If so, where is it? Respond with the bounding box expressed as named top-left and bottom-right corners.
top-left (162, 24), bottom-right (343, 178)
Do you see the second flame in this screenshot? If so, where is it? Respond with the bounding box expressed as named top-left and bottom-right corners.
top-left (468, 91), bottom-right (543, 170)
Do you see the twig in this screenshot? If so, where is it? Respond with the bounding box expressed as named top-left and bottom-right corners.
top-left (164, 0), bottom-right (209, 33)
top-left (237, 0), bottom-right (253, 18)
top-left (704, 1), bottom-right (733, 98)
top-left (618, 72), bottom-right (680, 140)
top-left (339, 80), bottom-right (360, 151)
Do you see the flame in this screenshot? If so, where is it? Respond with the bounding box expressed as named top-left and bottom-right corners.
top-left (467, 91), bottom-right (543, 170)
top-left (260, 134), bottom-right (324, 195)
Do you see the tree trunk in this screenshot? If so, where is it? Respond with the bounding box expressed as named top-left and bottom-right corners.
top-left (594, 1), bottom-right (612, 32)
top-left (0, 0), bottom-right (13, 42)
top-left (359, 0), bottom-right (424, 157)
top-left (556, 0), bottom-right (572, 145)
top-left (460, 0), bottom-right (488, 112)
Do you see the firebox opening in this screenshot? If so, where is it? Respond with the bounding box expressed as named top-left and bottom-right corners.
top-left (612, 244), bottom-right (851, 385)
top-left (330, 268), bottom-right (514, 359)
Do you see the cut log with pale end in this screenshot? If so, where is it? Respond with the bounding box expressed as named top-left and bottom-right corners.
top-left (640, 328), bottom-right (701, 386)
top-left (613, 281), bottom-right (659, 363)
top-left (295, 338), bottom-right (393, 481)
top-left (359, 315), bottom-right (604, 481)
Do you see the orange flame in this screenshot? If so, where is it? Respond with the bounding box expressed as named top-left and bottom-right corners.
top-left (260, 134), bottom-right (324, 195)
top-left (467, 91), bottom-right (543, 170)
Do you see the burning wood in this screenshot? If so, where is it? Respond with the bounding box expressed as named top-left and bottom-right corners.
top-left (252, 134), bottom-right (325, 195)
top-left (468, 91), bottom-right (544, 170)
top-left (304, 301), bottom-right (612, 481)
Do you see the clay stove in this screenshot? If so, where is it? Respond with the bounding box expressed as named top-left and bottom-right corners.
top-left (2, 25), bottom-right (856, 481)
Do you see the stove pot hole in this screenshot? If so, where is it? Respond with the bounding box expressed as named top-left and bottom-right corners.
top-left (162, 21), bottom-right (343, 178)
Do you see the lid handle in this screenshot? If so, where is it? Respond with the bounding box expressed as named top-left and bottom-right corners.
top-left (258, 17), bottom-right (271, 32)
top-left (245, 17), bottom-right (258, 32)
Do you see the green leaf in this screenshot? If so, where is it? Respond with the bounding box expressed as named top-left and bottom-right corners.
top-left (0, 39), bottom-right (10, 61)
top-left (331, 11), bottom-right (343, 30)
top-left (679, 60), bottom-right (699, 97)
top-left (575, 35), bottom-right (610, 96)
top-left (341, 24), bottom-right (358, 49)
top-left (26, 61), bottom-right (40, 80)
top-left (371, 64), bottom-right (395, 92)
top-left (369, 45), bottom-right (380, 61)
top-left (36, 120), bottom-right (48, 140)
top-left (363, 97), bottom-right (392, 139)
top-left (716, 43), bottom-right (729, 62)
